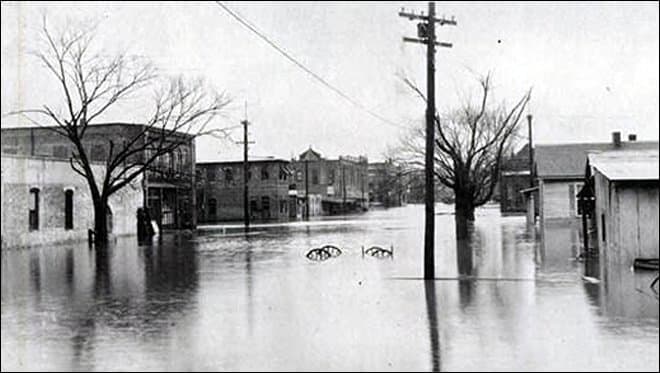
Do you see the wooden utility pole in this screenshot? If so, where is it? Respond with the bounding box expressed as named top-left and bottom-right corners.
top-left (237, 106), bottom-right (255, 233)
top-left (527, 114), bottom-right (534, 188)
top-left (304, 159), bottom-right (310, 220)
top-left (400, 2), bottom-right (456, 280)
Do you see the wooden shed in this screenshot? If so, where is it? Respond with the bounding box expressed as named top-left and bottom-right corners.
top-left (587, 150), bottom-right (659, 272)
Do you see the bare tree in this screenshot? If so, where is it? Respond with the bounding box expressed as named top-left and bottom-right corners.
top-left (395, 74), bottom-right (531, 238)
top-left (11, 18), bottom-right (232, 246)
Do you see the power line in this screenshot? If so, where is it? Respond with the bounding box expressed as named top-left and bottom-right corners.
top-left (214, 1), bottom-right (407, 130)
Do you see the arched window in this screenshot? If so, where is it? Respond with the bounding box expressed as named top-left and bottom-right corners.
top-left (29, 188), bottom-right (39, 231)
top-left (209, 198), bottom-right (217, 217)
top-left (65, 190), bottom-right (74, 230)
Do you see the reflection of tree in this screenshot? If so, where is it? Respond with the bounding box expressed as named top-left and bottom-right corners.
top-left (424, 281), bottom-right (441, 372)
top-left (456, 229), bottom-right (475, 309)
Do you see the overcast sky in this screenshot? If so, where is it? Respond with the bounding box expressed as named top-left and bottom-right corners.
top-left (2, 1), bottom-right (658, 162)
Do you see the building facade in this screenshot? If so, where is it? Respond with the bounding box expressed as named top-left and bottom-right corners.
top-left (533, 133), bottom-right (657, 240)
top-left (1, 155), bottom-right (141, 249)
top-left (291, 148), bottom-right (369, 216)
top-left (368, 161), bottom-right (408, 207)
top-left (499, 144), bottom-right (532, 214)
top-left (587, 150), bottom-right (659, 272)
top-left (1, 123), bottom-right (196, 230)
top-left (196, 159), bottom-right (294, 222)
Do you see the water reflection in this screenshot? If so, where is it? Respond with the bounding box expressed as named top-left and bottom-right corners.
top-left (456, 236), bottom-right (475, 310)
top-left (2, 206), bottom-right (658, 371)
top-left (424, 280), bottom-right (441, 372)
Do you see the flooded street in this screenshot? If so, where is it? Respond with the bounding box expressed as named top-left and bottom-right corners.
top-left (2, 205), bottom-right (658, 371)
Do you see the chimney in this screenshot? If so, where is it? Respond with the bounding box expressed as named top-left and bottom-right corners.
top-left (628, 134), bottom-right (637, 142)
top-left (612, 131), bottom-right (621, 148)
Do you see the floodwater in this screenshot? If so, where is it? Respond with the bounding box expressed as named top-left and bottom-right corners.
top-left (2, 205), bottom-right (658, 371)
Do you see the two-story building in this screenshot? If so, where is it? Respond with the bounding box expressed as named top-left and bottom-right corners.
top-left (291, 148), bottom-right (369, 216)
top-left (196, 159), bottom-right (294, 222)
top-left (1, 123), bottom-right (196, 230)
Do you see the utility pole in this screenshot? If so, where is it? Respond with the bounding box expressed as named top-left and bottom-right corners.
top-left (400, 2), bottom-right (456, 280)
top-left (237, 103), bottom-right (255, 233)
top-left (527, 114), bottom-right (534, 188)
top-left (304, 159), bottom-right (310, 220)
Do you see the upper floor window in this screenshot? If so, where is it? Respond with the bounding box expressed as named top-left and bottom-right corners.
top-left (312, 169), bottom-right (319, 185)
top-left (29, 188), bottom-right (39, 231)
top-left (224, 168), bottom-right (234, 183)
top-left (261, 166), bottom-right (269, 180)
top-left (64, 190), bottom-right (74, 230)
top-left (207, 167), bottom-right (216, 181)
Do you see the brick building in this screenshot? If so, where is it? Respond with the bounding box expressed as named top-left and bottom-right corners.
top-left (196, 159), bottom-right (294, 222)
top-left (1, 123), bottom-right (196, 230)
top-left (291, 148), bottom-right (369, 215)
top-left (1, 154), bottom-right (141, 249)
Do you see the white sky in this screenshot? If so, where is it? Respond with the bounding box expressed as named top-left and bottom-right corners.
top-left (2, 1), bottom-right (658, 162)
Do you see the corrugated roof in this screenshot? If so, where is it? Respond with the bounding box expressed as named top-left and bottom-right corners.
top-left (588, 150), bottom-right (659, 181)
top-left (535, 141), bottom-right (658, 179)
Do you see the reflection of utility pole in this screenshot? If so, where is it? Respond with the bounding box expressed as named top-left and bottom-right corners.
top-left (237, 104), bottom-right (255, 233)
top-left (400, 2), bottom-right (456, 280)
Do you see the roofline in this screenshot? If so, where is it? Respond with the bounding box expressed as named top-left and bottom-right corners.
top-left (535, 140), bottom-right (659, 148)
top-left (1, 122), bottom-right (195, 138)
top-left (538, 175), bottom-right (584, 181)
top-left (196, 159), bottom-right (290, 166)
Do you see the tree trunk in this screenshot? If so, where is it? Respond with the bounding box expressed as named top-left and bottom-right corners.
top-left (454, 193), bottom-right (475, 240)
top-left (93, 199), bottom-right (110, 247)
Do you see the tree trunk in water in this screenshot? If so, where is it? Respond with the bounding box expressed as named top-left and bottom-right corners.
top-left (93, 200), bottom-right (110, 247)
top-left (454, 194), bottom-right (475, 240)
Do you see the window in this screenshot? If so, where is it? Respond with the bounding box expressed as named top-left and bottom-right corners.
top-left (262, 196), bottom-right (271, 218)
top-left (250, 199), bottom-right (258, 215)
top-left (209, 198), bottom-right (217, 217)
top-left (296, 171), bottom-right (303, 182)
top-left (64, 190), bottom-right (74, 230)
top-left (207, 167), bottom-right (216, 181)
top-left (328, 169), bottom-right (335, 185)
top-left (168, 151), bottom-right (175, 172)
top-left (53, 145), bottom-right (68, 158)
top-left (261, 166), bottom-right (269, 180)
top-left (224, 168), bottom-right (234, 183)
top-left (29, 188), bottom-right (39, 231)
top-left (312, 169), bottom-right (319, 185)
top-left (601, 214), bottom-right (606, 242)
top-left (280, 199), bottom-right (287, 214)
top-left (279, 166), bottom-right (287, 181)
top-left (90, 144), bottom-right (106, 162)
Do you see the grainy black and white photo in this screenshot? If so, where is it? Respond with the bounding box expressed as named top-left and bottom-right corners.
top-left (1, 1), bottom-right (658, 372)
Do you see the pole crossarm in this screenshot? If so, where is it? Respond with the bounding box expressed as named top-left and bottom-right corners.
top-left (398, 10), bottom-right (457, 26)
top-left (402, 37), bottom-right (453, 48)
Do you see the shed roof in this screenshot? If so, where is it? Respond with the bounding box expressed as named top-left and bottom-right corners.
top-left (588, 150), bottom-right (659, 181)
top-left (535, 141), bottom-right (658, 179)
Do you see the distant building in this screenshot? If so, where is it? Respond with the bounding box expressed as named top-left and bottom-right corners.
top-left (586, 149), bottom-right (659, 270)
top-left (1, 124), bottom-right (196, 230)
top-left (368, 160), bottom-right (408, 207)
top-left (196, 159), bottom-right (294, 222)
top-left (499, 144), bottom-right (532, 214)
top-left (1, 154), bottom-right (141, 249)
top-left (291, 148), bottom-right (368, 216)
top-left (533, 132), bottom-right (657, 236)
